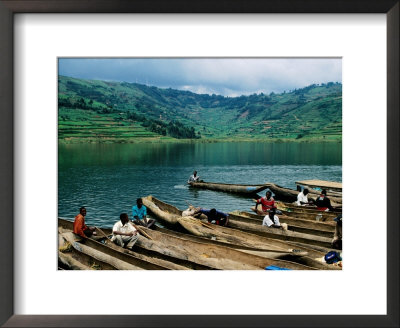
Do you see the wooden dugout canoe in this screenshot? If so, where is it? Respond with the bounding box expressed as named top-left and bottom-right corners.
top-left (58, 218), bottom-right (310, 270)
top-left (152, 226), bottom-right (338, 270)
top-left (295, 179), bottom-right (342, 193)
top-left (177, 217), bottom-right (340, 270)
top-left (59, 219), bottom-right (205, 270)
top-left (264, 182), bottom-right (342, 205)
top-left (229, 210), bottom-right (335, 238)
top-left (143, 195), bottom-right (333, 248)
top-left (188, 181), bottom-right (269, 195)
top-left (178, 216), bottom-right (332, 253)
top-left (58, 247), bottom-right (117, 270)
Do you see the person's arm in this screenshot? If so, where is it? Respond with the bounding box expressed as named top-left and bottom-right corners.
top-left (113, 230), bottom-right (136, 236)
top-left (75, 223), bottom-right (87, 238)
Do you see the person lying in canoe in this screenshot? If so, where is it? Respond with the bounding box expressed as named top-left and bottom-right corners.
top-left (252, 190), bottom-right (276, 215)
top-left (262, 208), bottom-right (288, 231)
top-left (187, 170), bottom-right (201, 183)
top-left (296, 188), bottom-right (314, 206)
top-left (132, 198), bottom-right (156, 229)
top-left (73, 206), bottom-right (96, 238)
top-left (193, 207), bottom-right (229, 226)
top-left (314, 189), bottom-right (334, 211)
top-left (111, 213), bottom-right (138, 250)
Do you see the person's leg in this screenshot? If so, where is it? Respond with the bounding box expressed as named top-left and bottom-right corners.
top-left (146, 219), bottom-right (156, 229)
top-left (125, 235), bottom-right (138, 249)
top-left (113, 235), bottom-right (124, 247)
top-left (83, 229), bottom-right (93, 237)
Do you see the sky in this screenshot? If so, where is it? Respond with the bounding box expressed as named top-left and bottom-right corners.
top-left (58, 58), bottom-right (341, 97)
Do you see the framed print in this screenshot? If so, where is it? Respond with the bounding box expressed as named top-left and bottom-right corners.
top-left (1, 0), bottom-right (398, 327)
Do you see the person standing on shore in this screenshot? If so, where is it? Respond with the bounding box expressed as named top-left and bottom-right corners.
top-left (73, 207), bottom-right (96, 238)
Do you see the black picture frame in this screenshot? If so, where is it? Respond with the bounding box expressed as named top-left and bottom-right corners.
top-left (0, 0), bottom-right (398, 327)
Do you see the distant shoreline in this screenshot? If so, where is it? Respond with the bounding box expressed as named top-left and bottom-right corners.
top-left (58, 137), bottom-right (342, 144)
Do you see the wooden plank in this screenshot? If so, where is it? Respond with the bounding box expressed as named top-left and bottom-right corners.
top-left (296, 179), bottom-right (342, 191)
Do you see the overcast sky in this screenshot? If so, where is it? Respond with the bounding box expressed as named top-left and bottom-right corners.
top-left (58, 58), bottom-right (341, 97)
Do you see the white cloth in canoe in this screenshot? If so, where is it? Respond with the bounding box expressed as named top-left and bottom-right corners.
top-left (296, 191), bottom-right (308, 206)
top-left (262, 214), bottom-right (281, 227)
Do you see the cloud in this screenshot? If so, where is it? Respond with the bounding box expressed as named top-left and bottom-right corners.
top-left (59, 58), bottom-right (341, 97)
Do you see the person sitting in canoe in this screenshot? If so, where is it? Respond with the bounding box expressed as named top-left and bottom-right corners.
top-left (296, 188), bottom-right (314, 206)
top-left (187, 170), bottom-right (201, 183)
top-left (262, 208), bottom-right (288, 231)
top-left (193, 207), bottom-right (229, 226)
top-left (132, 198), bottom-right (156, 229)
top-left (315, 189), bottom-right (334, 211)
top-left (252, 190), bottom-right (276, 215)
top-left (111, 213), bottom-right (138, 249)
top-left (331, 214), bottom-right (342, 250)
top-left (73, 206), bottom-right (96, 238)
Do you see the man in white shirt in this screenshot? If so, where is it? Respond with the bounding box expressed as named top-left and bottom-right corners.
top-left (188, 170), bottom-right (200, 183)
top-left (111, 213), bottom-right (138, 249)
top-left (262, 208), bottom-right (288, 230)
top-left (296, 188), bottom-right (313, 206)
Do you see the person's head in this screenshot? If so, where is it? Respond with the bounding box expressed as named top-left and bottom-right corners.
top-left (136, 198), bottom-right (143, 208)
top-left (321, 189), bottom-right (327, 196)
top-left (266, 191), bottom-right (272, 199)
top-left (193, 170), bottom-right (197, 176)
top-left (303, 188), bottom-right (309, 195)
top-left (268, 208), bottom-right (276, 217)
top-left (209, 208), bottom-right (216, 217)
top-left (79, 207), bottom-right (86, 216)
top-left (120, 213), bottom-right (129, 225)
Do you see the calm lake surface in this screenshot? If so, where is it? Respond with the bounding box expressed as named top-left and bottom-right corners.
top-left (58, 142), bottom-right (342, 228)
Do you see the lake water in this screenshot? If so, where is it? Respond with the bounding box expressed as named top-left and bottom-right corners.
top-left (58, 142), bottom-right (342, 228)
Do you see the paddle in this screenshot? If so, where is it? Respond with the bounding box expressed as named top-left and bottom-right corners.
top-left (95, 227), bottom-right (112, 241)
top-left (131, 222), bottom-right (153, 240)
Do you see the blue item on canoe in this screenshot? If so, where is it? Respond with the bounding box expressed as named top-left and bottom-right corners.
top-left (324, 251), bottom-right (342, 264)
top-left (265, 265), bottom-right (291, 270)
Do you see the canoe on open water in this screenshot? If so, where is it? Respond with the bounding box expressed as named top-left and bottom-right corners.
top-left (188, 181), bottom-right (270, 195)
top-left (143, 195), bottom-right (333, 248)
top-left (58, 218), bottom-right (312, 270)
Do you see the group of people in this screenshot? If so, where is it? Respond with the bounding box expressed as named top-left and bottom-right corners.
top-left (296, 188), bottom-right (334, 211)
top-left (72, 170), bottom-right (341, 251)
top-left (252, 191), bottom-right (288, 231)
top-left (73, 198), bottom-right (155, 250)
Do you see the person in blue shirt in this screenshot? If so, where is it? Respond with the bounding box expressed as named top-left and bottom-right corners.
top-left (194, 208), bottom-right (229, 226)
top-left (132, 198), bottom-right (155, 228)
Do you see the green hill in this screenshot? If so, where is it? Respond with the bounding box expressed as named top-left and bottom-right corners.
top-left (58, 75), bottom-right (342, 143)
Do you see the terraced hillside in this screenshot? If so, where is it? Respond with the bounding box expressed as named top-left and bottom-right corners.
top-left (58, 76), bottom-right (342, 143)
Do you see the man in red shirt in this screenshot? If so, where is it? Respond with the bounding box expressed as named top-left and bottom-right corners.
top-left (73, 207), bottom-right (96, 238)
top-left (252, 190), bottom-right (276, 215)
